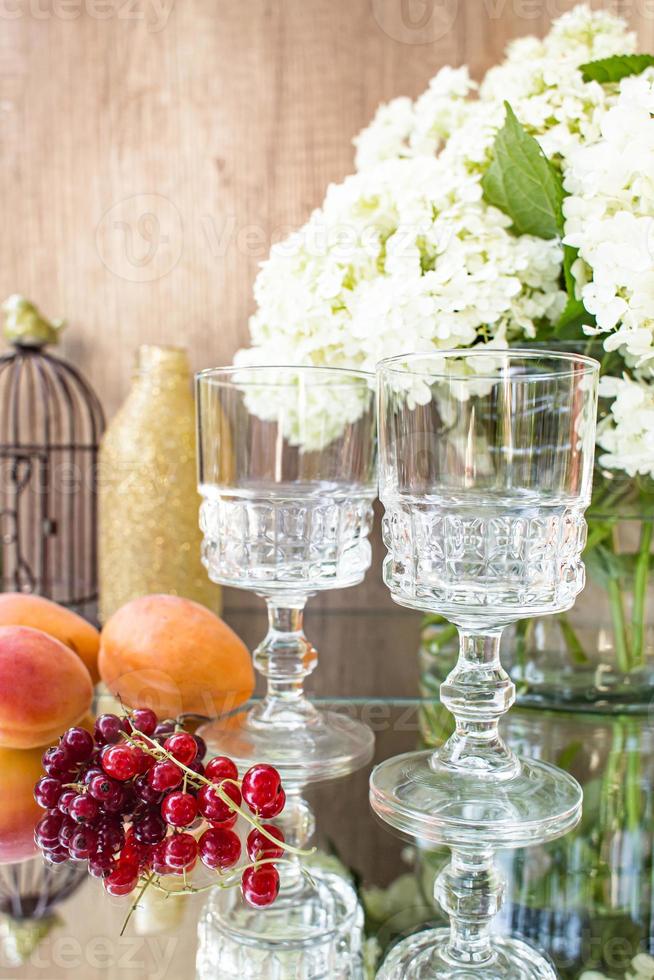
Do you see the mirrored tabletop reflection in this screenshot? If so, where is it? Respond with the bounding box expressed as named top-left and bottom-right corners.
top-left (1, 611), bottom-right (653, 979)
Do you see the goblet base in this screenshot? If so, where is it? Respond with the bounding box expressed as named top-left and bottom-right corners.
top-left (376, 929), bottom-right (556, 979)
top-left (196, 866), bottom-right (364, 979)
top-left (370, 749), bottom-right (582, 849)
top-left (200, 705), bottom-right (375, 784)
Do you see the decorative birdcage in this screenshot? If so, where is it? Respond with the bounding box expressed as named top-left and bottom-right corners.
top-left (0, 297), bottom-right (104, 620)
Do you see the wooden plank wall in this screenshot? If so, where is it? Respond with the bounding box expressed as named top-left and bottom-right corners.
top-left (0, 0), bottom-right (651, 622)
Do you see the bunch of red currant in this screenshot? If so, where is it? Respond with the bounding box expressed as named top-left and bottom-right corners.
top-left (33, 708), bottom-right (287, 909)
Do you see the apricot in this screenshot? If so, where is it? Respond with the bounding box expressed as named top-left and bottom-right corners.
top-left (0, 593), bottom-right (100, 683)
top-left (0, 743), bottom-right (45, 863)
top-left (0, 626), bottom-right (94, 749)
top-left (99, 594), bottom-right (254, 718)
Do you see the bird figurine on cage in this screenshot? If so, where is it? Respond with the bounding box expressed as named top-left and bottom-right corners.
top-left (0, 296), bottom-right (105, 622)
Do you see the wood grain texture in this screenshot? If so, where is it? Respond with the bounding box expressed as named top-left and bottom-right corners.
top-left (1, 0), bottom-right (652, 622)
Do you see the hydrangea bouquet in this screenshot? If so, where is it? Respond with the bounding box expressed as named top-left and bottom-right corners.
top-left (239, 4), bottom-right (653, 480)
top-left (238, 4), bottom-right (654, 702)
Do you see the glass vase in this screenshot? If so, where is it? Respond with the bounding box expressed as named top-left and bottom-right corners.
top-left (416, 703), bottom-right (654, 979)
top-left (98, 345), bottom-right (220, 622)
top-left (506, 473), bottom-right (654, 713)
top-left (419, 468), bottom-right (654, 716)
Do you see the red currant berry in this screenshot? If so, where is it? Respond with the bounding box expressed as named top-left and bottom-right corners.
top-left (151, 840), bottom-right (171, 875)
top-left (69, 793), bottom-right (100, 825)
top-left (205, 756), bottom-right (238, 784)
top-left (102, 784), bottom-right (128, 813)
top-left (57, 789), bottom-right (77, 816)
top-left (35, 811), bottom-right (64, 847)
top-left (43, 845), bottom-right (70, 865)
top-left (101, 744), bottom-right (139, 781)
top-left (153, 719), bottom-right (176, 741)
top-left (241, 765), bottom-right (282, 814)
top-left (186, 758), bottom-right (205, 778)
top-left (82, 766), bottom-right (104, 786)
top-left (211, 812), bottom-right (238, 830)
top-left (119, 834), bottom-right (145, 873)
top-left (132, 746), bottom-right (155, 776)
top-left (104, 866), bottom-right (139, 896)
top-left (69, 827), bottom-right (97, 859)
top-left (242, 865), bottom-right (280, 908)
top-left (148, 760), bottom-right (183, 793)
top-left (163, 833), bottom-right (198, 873)
top-left (133, 812), bottom-right (167, 846)
top-left (96, 823), bottom-right (125, 855)
top-left (89, 852), bottom-right (116, 879)
top-left (58, 817), bottom-right (77, 849)
top-left (61, 727), bottom-right (94, 762)
top-left (88, 773), bottom-right (120, 803)
top-left (94, 714), bottom-right (124, 745)
top-left (163, 733), bottom-right (197, 766)
top-left (258, 788), bottom-right (286, 820)
top-left (197, 781), bottom-right (242, 824)
top-left (42, 745), bottom-right (73, 776)
top-left (193, 735), bottom-right (207, 761)
top-left (246, 825), bottom-right (285, 862)
top-left (161, 791), bottom-right (198, 828)
top-left (199, 827), bottom-right (241, 870)
top-left (129, 708), bottom-right (158, 736)
top-left (34, 776), bottom-right (63, 809)
top-left (134, 773), bottom-right (164, 805)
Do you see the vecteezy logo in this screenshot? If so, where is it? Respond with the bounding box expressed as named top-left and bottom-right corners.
top-left (370, 0), bottom-right (459, 44)
top-left (95, 193), bottom-right (183, 282)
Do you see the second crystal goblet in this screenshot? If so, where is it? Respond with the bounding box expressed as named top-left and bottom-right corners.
top-left (196, 365), bottom-right (377, 784)
top-left (370, 349), bottom-right (599, 979)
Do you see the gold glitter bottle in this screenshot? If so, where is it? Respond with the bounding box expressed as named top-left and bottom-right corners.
top-left (98, 345), bottom-right (220, 623)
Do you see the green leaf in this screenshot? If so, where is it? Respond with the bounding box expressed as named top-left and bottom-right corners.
top-left (555, 244), bottom-right (594, 337)
top-left (482, 102), bottom-right (564, 240)
top-left (580, 53), bottom-right (654, 84)
top-left (562, 243), bottom-right (578, 296)
top-left (584, 543), bottom-right (637, 589)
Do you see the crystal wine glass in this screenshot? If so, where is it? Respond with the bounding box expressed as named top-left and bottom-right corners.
top-left (370, 349), bottom-right (599, 979)
top-left (196, 365), bottom-right (377, 783)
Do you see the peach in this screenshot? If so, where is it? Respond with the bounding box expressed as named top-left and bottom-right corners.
top-left (0, 743), bottom-right (45, 863)
top-left (0, 593), bottom-right (100, 683)
top-left (0, 626), bottom-right (94, 749)
top-left (99, 594), bottom-right (254, 718)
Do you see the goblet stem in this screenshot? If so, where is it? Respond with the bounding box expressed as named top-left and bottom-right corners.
top-left (251, 598), bottom-right (320, 727)
top-left (435, 848), bottom-right (504, 967)
top-left (435, 627), bottom-right (520, 779)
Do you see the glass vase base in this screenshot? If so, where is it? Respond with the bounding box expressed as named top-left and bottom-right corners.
top-left (376, 929), bottom-right (556, 979)
top-left (196, 867), bottom-right (364, 979)
top-left (512, 664), bottom-right (654, 715)
top-left (200, 707), bottom-right (375, 785)
top-left (369, 750), bottom-right (582, 850)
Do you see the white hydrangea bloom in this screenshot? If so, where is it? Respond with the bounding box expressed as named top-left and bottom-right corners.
top-left (231, 360), bottom-right (372, 451)
top-left (240, 156), bottom-right (564, 380)
top-left (240, 4), bottom-right (651, 463)
top-left (597, 375), bottom-right (654, 478)
top-left (354, 67), bottom-right (477, 171)
top-left (356, 4), bottom-right (633, 173)
top-left (352, 97), bottom-right (415, 171)
top-left (563, 69), bottom-right (654, 375)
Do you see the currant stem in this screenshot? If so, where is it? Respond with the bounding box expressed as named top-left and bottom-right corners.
top-left (120, 873), bottom-right (155, 937)
top-left (121, 727), bottom-right (314, 857)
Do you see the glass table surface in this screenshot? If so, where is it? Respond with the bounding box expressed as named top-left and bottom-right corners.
top-left (1, 689), bottom-right (652, 980)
